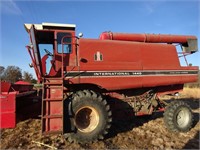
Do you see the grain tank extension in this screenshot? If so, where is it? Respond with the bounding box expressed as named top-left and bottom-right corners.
top-left (24, 23), bottom-right (198, 143)
top-left (100, 32), bottom-right (198, 53)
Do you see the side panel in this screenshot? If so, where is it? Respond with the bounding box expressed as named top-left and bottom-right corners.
top-left (141, 44), bottom-right (180, 69)
top-left (72, 39), bottom-right (142, 89)
top-left (65, 39), bottom-right (198, 90)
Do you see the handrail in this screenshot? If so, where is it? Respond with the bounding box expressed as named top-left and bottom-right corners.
top-left (178, 52), bottom-right (192, 66)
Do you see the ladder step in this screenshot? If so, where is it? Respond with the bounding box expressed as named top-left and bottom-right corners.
top-left (43, 98), bottom-right (63, 101)
top-left (43, 86), bottom-right (63, 89)
top-left (44, 82), bottom-right (63, 85)
top-left (44, 77), bottom-right (63, 80)
top-left (42, 115), bottom-right (63, 119)
top-left (43, 130), bottom-right (62, 135)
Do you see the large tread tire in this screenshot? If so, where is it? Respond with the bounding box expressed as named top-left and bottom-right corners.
top-left (164, 101), bottom-right (193, 132)
top-left (65, 90), bottom-right (112, 143)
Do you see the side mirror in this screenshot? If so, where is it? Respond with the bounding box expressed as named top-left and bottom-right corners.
top-left (29, 63), bottom-right (33, 68)
top-left (78, 32), bottom-right (83, 38)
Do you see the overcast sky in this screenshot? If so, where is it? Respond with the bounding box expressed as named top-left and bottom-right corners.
top-left (0, 0), bottom-right (199, 78)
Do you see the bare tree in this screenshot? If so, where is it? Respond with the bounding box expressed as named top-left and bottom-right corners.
top-left (2, 66), bottom-right (22, 83)
top-left (23, 71), bottom-right (34, 83)
top-left (0, 66), bottom-right (5, 78)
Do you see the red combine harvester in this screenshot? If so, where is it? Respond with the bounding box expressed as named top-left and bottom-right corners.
top-left (0, 81), bottom-right (40, 128)
top-left (22, 23), bottom-right (199, 143)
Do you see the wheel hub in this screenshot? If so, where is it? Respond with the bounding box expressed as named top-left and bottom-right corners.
top-left (176, 108), bottom-right (190, 128)
top-left (74, 106), bottom-right (99, 133)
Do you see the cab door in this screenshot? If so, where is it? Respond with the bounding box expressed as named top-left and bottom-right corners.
top-left (54, 31), bottom-right (78, 75)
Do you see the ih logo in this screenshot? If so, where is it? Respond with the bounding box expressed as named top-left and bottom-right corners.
top-left (94, 51), bottom-right (103, 61)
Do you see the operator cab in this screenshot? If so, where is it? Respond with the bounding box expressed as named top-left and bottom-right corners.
top-left (24, 23), bottom-right (77, 83)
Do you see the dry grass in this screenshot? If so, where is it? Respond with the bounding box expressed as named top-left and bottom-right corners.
top-left (181, 87), bottom-right (200, 99)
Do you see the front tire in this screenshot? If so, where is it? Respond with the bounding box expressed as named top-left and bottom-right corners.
top-left (164, 101), bottom-right (193, 132)
top-left (65, 90), bottom-right (112, 143)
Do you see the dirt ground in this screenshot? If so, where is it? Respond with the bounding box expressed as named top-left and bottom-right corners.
top-left (1, 96), bottom-right (199, 149)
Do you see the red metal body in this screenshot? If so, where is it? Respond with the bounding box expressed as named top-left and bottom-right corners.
top-left (66, 38), bottom-right (198, 90)
top-left (24, 23), bottom-right (198, 134)
top-left (0, 81), bottom-right (40, 128)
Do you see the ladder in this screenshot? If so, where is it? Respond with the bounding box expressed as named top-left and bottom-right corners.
top-left (41, 77), bottom-right (64, 134)
top-left (41, 36), bottom-right (75, 134)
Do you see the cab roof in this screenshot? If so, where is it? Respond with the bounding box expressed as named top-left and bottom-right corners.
top-left (24, 22), bottom-right (76, 32)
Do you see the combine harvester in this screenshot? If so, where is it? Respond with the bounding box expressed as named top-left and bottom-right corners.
top-left (1, 22), bottom-right (198, 143)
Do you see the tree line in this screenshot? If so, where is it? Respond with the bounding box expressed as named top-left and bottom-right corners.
top-left (0, 66), bottom-right (37, 84)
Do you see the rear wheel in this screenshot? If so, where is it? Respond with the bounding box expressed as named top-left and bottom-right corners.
top-left (164, 101), bottom-right (193, 132)
top-left (65, 90), bottom-right (112, 143)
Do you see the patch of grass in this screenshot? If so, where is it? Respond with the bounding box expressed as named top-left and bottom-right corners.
top-left (180, 88), bottom-right (200, 99)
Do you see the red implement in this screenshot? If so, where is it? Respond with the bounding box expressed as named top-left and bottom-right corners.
top-left (0, 81), bottom-right (39, 128)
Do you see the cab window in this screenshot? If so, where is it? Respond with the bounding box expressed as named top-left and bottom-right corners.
top-left (57, 32), bottom-right (72, 53)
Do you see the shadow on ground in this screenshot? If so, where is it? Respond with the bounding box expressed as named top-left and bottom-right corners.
top-left (106, 97), bottom-right (199, 140)
top-left (183, 131), bottom-right (200, 149)
top-left (105, 97), bottom-right (164, 140)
